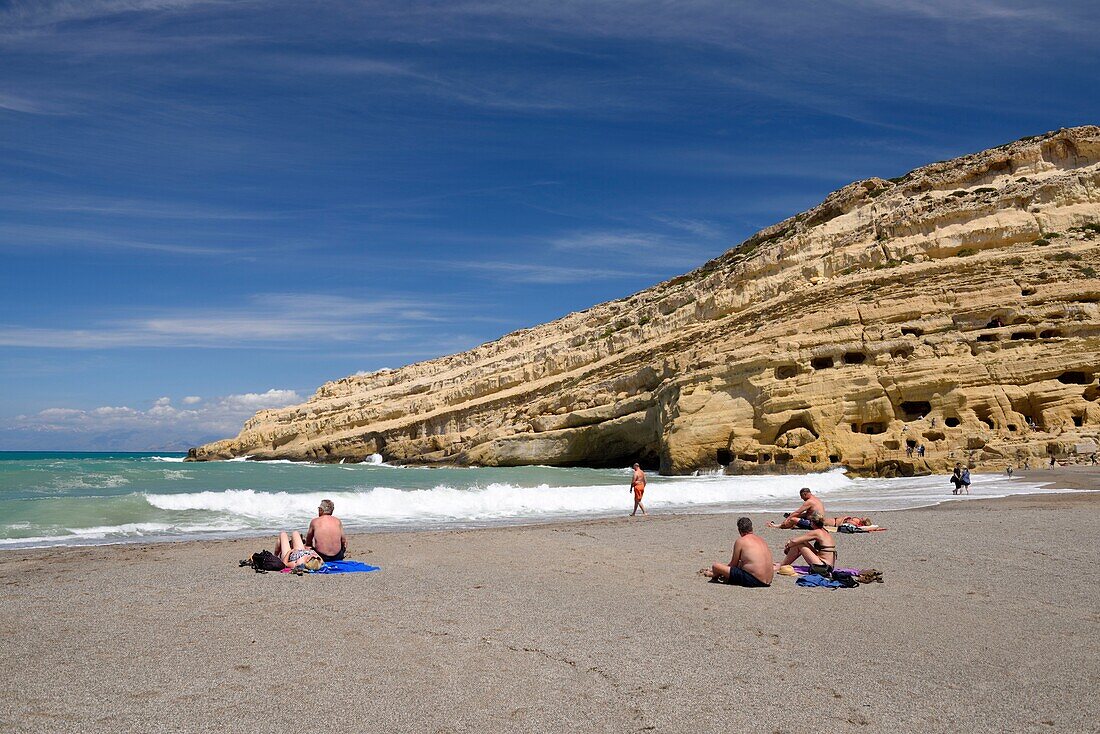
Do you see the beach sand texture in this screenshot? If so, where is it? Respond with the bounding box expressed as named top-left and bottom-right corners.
top-left (1, 470), bottom-right (1097, 733)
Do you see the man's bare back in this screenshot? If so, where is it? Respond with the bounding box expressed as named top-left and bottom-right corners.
top-left (732, 532), bottom-right (775, 584)
top-left (306, 499), bottom-right (347, 559)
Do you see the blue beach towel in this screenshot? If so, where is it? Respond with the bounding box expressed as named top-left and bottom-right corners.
top-left (796, 573), bottom-right (844, 589)
top-left (314, 560), bottom-right (381, 574)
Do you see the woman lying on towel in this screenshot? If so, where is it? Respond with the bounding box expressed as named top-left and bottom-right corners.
top-left (776, 513), bottom-right (836, 577)
top-left (824, 515), bottom-right (872, 528)
top-left (274, 530), bottom-right (324, 571)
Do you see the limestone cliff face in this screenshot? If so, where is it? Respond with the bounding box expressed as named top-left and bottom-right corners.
top-left (189, 127), bottom-right (1100, 475)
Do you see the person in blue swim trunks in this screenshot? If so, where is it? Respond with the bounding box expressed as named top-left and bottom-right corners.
top-left (703, 517), bottom-right (774, 587)
top-left (766, 487), bottom-right (824, 530)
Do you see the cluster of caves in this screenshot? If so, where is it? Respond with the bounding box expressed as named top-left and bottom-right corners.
top-left (717, 369), bottom-right (1097, 469)
top-left (772, 294), bottom-right (1100, 380)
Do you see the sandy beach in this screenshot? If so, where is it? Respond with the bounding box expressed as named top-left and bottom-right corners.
top-left (1, 468), bottom-right (1098, 733)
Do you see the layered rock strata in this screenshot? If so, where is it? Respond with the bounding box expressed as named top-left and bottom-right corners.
top-left (190, 127), bottom-right (1100, 475)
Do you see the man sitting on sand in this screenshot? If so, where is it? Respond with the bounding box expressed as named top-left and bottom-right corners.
top-left (630, 463), bottom-right (647, 516)
top-left (703, 517), bottom-right (774, 587)
top-left (767, 487), bottom-right (824, 529)
top-left (776, 513), bottom-right (836, 577)
top-left (306, 498), bottom-right (348, 562)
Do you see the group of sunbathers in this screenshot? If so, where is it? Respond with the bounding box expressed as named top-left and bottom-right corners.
top-left (704, 487), bottom-right (872, 588)
top-left (271, 498), bottom-right (349, 570)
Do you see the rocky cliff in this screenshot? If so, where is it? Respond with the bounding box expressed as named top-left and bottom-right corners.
top-left (189, 127), bottom-right (1100, 475)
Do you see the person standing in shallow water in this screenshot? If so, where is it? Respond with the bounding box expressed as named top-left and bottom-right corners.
top-left (630, 463), bottom-right (647, 516)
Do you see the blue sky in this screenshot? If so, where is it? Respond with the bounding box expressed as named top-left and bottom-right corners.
top-left (1, 0), bottom-right (1097, 450)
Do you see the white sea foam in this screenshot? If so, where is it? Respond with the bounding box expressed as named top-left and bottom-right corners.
top-left (161, 470), bottom-right (191, 480)
top-left (149, 456), bottom-right (187, 463)
top-left (51, 474), bottom-right (131, 490)
top-left (139, 470), bottom-right (1066, 529)
top-left (0, 520), bottom-right (249, 548)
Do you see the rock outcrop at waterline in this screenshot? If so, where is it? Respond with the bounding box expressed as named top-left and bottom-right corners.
top-left (189, 127), bottom-right (1100, 475)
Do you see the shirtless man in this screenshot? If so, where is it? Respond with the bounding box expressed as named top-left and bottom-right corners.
top-left (306, 498), bottom-right (348, 562)
top-left (630, 463), bottom-right (647, 516)
top-left (767, 488), bottom-right (824, 529)
top-left (703, 517), bottom-right (774, 587)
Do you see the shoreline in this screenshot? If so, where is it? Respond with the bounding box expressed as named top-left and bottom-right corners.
top-left (0, 466), bottom-right (1094, 555)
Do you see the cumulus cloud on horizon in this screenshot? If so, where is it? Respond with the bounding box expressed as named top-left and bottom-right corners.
top-left (6, 388), bottom-right (302, 451)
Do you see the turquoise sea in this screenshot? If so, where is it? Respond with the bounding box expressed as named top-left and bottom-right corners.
top-left (0, 452), bottom-right (1061, 550)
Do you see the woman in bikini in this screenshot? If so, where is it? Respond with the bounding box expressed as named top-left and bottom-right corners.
top-left (776, 513), bottom-right (836, 576)
top-left (274, 530), bottom-right (324, 570)
top-left (824, 515), bottom-right (872, 528)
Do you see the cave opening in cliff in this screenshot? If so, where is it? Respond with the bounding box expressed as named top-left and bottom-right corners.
top-left (977, 333), bottom-right (999, 342)
top-left (899, 401), bottom-right (931, 421)
top-left (828, 454), bottom-right (840, 463)
top-left (1073, 415), bottom-right (1084, 427)
top-left (1011, 331), bottom-right (1036, 340)
top-left (891, 347), bottom-right (913, 360)
top-left (1039, 329), bottom-right (1062, 339)
top-left (715, 448), bottom-right (732, 466)
top-left (1058, 371), bottom-right (1091, 385)
top-left (944, 417), bottom-right (961, 428)
top-left (843, 351), bottom-right (867, 365)
top-left (775, 364), bottom-right (799, 380)
top-left (861, 422), bottom-right (885, 434)
top-left (901, 327), bottom-right (923, 337)
top-left (811, 356), bottom-right (834, 370)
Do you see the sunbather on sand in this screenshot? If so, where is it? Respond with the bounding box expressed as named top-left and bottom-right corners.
top-left (824, 515), bottom-right (872, 528)
top-left (776, 513), bottom-right (835, 576)
top-left (702, 517), bottom-right (774, 587)
top-left (275, 530), bottom-right (323, 570)
top-left (766, 487), bottom-right (824, 529)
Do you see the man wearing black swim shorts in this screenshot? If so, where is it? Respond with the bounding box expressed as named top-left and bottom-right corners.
top-left (306, 499), bottom-right (348, 562)
top-left (704, 517), bottom-right (774, 587)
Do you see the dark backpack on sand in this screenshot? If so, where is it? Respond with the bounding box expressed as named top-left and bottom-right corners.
top-left (248, 550), bottom-right (286, 573)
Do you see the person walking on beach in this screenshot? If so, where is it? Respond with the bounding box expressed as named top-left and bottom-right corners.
top-left (960, 467), bottom-right (971, 494)
top-left (951, 463), bottom-right (964, 494)
top-left (306, 498), bottom-right (348, 561)
top-left (630, 463), bottom-right (647, 516)
top-left (703, 517), bottom-right (774, 587)
top-left (767, 487), bottom-right (824, 529)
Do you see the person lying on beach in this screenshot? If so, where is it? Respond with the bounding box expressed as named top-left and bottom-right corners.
top-left (775, 513), bottom-right (835, 577)
top-left (306, 498), bottom-right (348, 561)
top-left (824, 515), bottom-right (873, 528)
top-left (702, 517), bottom-right (774, 587)
top-left (766, 487), bottom-right (824, 529)
top-left (275, 530), bottom-right (324, 570)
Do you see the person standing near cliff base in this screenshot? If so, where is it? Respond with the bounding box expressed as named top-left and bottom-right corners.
top-left (630, 463), bottom-right (647, 516)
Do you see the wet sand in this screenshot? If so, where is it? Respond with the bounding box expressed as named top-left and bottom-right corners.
top-left (1, 469), bottom-right (1097, 733)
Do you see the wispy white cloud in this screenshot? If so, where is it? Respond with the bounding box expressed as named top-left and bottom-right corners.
top-left (548, 229), bottom-right (714, 268)
top-left (10, 389), bottom-right (302, 449)
top-left (0, 293), bottom-right (472, 349)
top-left (0, 92), bottom-right (65, 115)
top-left (443, 260), bottom-right (647, 284)
top-left (0, 194), bottom-right (284, 221)
top-left (0, 223), bottom-right (248, 255)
